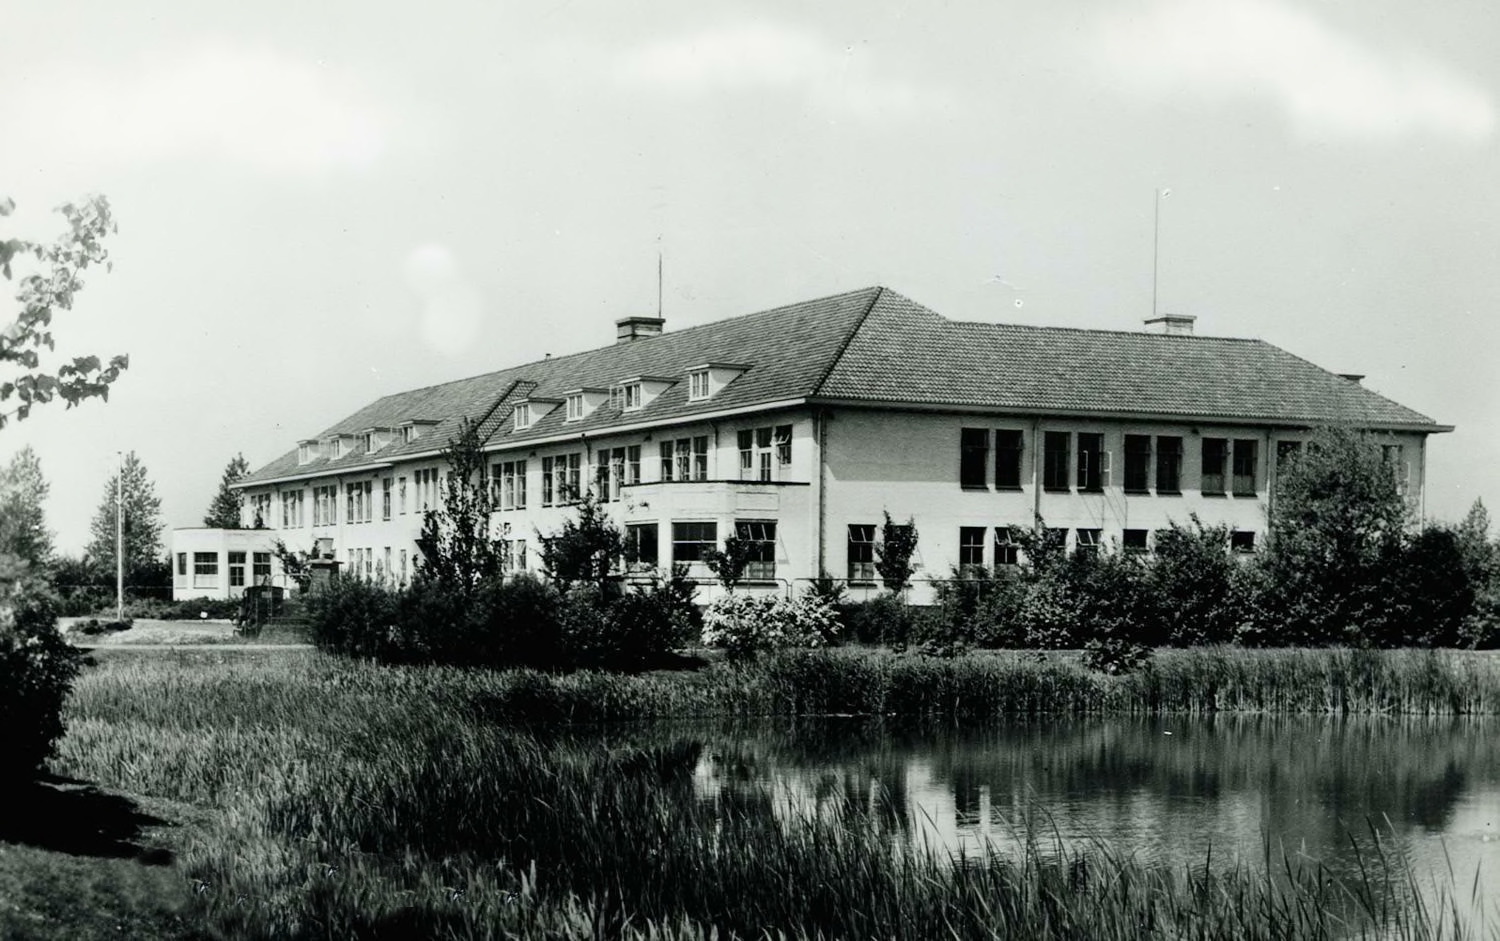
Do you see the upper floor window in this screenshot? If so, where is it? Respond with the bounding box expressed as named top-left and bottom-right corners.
top-left (995, 430), bottom-right (1023, 489)
top-left (280, 489), bottom-right (304, 528)
top-left (1124, 435), bottom-right (1152, 493)
top-left (738, 425), bottom-right (792, 482)
top-left (1201, 438), bottom-right (1228, 495)
top-left (1381, 443), bottom-right (1409, 492)
top-left (960, 429), bottom-right (988, 489)
top-left (622, 383), bottom-right (642, 411)
top-left (1277, 440), bottom-right (1304, 471)
top-left (514, 404), bottom-right (532, 430)
top-left (1232, 439), bottom-right (1258, 495)
top-left (1043, 432), bottom-right (1070, 492)
top-left (688, 369), bottom-right (710, 401)
top-left (1157, 436), bottom-right (1183, 494)
top-left (565, 393), bottom-right (584, 422)
top-left (1077, 433), bottom-right (1106, 492)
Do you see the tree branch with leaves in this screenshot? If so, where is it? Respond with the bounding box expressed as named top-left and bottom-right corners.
top-left (0, 195), bottom-right (128, 429)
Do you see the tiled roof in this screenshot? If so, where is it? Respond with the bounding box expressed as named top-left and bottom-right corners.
top-left (239, 286), bottom-right (1444, 485)
top-left (817, 291), bottom-right (1443, 429)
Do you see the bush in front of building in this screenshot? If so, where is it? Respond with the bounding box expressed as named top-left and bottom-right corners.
top-left (700, 593), bottom-right (840, 660)
top-left (0, 572), bottom-right (83, 782)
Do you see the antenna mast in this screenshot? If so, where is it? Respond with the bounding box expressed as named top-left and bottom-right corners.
top-left (1153, 188), bottom-right (1170, 318)
top-left (657, 239), bottom-right (663, 318)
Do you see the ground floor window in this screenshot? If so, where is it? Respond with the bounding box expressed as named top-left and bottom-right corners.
top-left (1231, 531), bottom-right (1256, 554)
top-left (848, 524), bottom-right (876, 582)
top-left (672, 522), bottom-right (717, 564)
top-left (193, 552), bottom-right (219, 589)
top-left (627, 523), bottom-right (659, 569)
top-left (176, 553), bottom-right (187, 576)
top-left (228, 551), bottom-right (247, 588)
top-left (994, 528), bottom-right (1019, 566)
top-left (1123, 529), bottom-right (1149, 554)
top-left (736, 521), bottom-right (776, 580)
top-left (959, 527), bottom-right (986, 571)
top-left (1075, 529), bottom-right (1102, 558)
top-left (252, 552), bottom-right (272, 583)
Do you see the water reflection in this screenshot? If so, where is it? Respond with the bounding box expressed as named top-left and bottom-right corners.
top-left (667, 716), bottom-right (1500, 930)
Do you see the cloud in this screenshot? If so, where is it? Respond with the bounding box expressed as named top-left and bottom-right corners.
top-left (609, 21), bottom-right (957, 121)
top-left (1, 43), bottom-right (391, 177)
top-left (1089, 0), bottom-right (1495, 141)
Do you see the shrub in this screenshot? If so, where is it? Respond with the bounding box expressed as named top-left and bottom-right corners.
top-left (306, 574), bottom-right (401, 660)
top-left (0, 574), bottom-right (83, 781)
top-left (844, 593), bottom-right (914, 646)
top-left (701, 593), bottom-right (840, 660)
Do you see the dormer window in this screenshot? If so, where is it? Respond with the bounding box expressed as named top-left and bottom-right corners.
top-left (623, 383), bottom-right (642, 411)
top-left (402, 426), bottom-right (417, 444)
top-left (514, 403), bottom-right (532, 430)
top-left (688, 369), bottom-right (709, 401)
top-left (565, 393), bottom-right (585, 422)
top-left (684, 363), bottom-right (748, 403)
top-left (360, 432), bottom-right (374, 453)
top-left (297, 440), bottom-right (317, 465)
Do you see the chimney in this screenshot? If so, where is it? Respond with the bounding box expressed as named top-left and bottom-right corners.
top-left (1144, 313), bottom-right (1195, 336)
top-left (616, 315), bottom-right (665, 344)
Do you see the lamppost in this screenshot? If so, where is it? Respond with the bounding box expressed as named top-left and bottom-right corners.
top-left (116, 450), bottom-right (124, 622)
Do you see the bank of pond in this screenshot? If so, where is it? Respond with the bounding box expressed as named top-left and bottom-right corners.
top-left (47, 647), bottom-right (1500, 939)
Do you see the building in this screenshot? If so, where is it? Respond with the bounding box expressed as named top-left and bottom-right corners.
top-left (220, 287), bottom-right (1449, 602)
top-left (170, 527), bottom-right (283, 601)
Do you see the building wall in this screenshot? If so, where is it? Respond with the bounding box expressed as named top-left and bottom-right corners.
top-left (169, 528), bottom-right (288, 601)
top-left (237, 405), bottom-right (1428, 604)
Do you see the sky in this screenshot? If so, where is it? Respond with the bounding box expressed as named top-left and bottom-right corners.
top-left (2, 0), bottom-right (1497, 554)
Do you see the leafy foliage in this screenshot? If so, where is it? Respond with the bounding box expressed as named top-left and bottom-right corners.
top-left (0, 570), bottom-right (82, 781)
top-left (701, 593), bottom-right (840, 660)
top-left (874, 512), bottom-right (919, 593)
top-left (203, 453), bottom-right (250, 528)
top-left (704, 533), bottom-right (755, 591)
top-left (0, 195), bottom-right (128, 429)
top-left (414, 417), bottom-right (505, 598)
top-left (537, 488), bottom-right (625, 594)
top-left (0, 445), bottom-right (52, 568)
top-left (83, 451), bottom-right (164, 587)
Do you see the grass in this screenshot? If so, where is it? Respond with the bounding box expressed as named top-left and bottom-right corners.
top-left (23, 647), bottom-right (1497, 938)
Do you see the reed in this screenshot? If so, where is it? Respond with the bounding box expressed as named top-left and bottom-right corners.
top-left (51, 649), bottom-right (1496, 938)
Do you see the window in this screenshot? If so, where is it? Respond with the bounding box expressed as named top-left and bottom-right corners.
top-left (495, 460), bottom-right (527, 510)
top-left (959, 527), bottom-right (986, 570)
top-left (398, 477), bottom-right (408, 515)
top-left (313, 485), bottom-right (338, 526)
top-left (847, 524), bottom-right (876, 582)
top-left (565, 453), bottom-right (580, 501)
top-left (253, 552), bottom-right (272, 583)
top-left (280, 490), bottom-right (304, 528)
top-left (176, 553), bottom-right (187, 576)
top-left (626, 523), bottom-right (659, 569)
top-left (1381, 444), bottom-right (1409, 492)
top-left (1156, 436), bottom-right (1183, 494)
top-left (693, 436), bottom-right (709, 481)
top-left (625, 446), bottom-right (641, 485)
top-left (961, 428), bottom-right (989, 489)
top-left (1123, 529), bottom-right (1149, 554)
top-left (510, 539), bottom-right (526, 572)
top-left (364, 548), bottom-right (374, 580)
top-left (994, 528), bottom-right (1019, 566)
top-left (1045, 528), bottom-right (1068, 554)
top-left (1043, 432), bottom-right (1071, 491)
top-left (601, 448), bottom-right (625, 501)
top-left (1201, 438), bottom-right (1228, 495)
top-left (249, 493), bottom-right (271, 527)
top-left (298, 442), bottom-right (314, 464)
top-left (382, 547), bottom-right (391, 582)
top-left (228, 551), bottom-right (247, 588)
top-left (1232, 439), bottom-right (1258, 495)
top-left (193, 552), bottom-right (219, 589)
top-left (689, 369), bottom-right (709, 401)
top-left (566, 393), bottom-right (584, 421)
top-left (542, 456), bottom-right (556, 505)
top-left (660, 441), bottom-right (676, 482)
top-left (672, 522), bottom-right (717, 564)
top-left (346, 480), bottom-right (373, 523)
top-left (1077, 433), bottom-right (1106, 492)
top-left (514, 404), bottom-right (532, 430)
top-left (382, 478), bottom-right (393, 520)
top-left (1075, 528), bottom-right (1102, 558)
top-left (738, 425), bottom-right (791, 481)
top-left (623, 383), bottom-right (642, 411)
top-left (737, 521), bottom-right (777, 580)
top-left (1124, 435), bottom-right (1152, 493)
top-left (415, 468), bottom-right (440, 511)
top-left (995, 430), bottom-right (1023, 489)
top-left (399, 549), bottom-right (408, 584)
top-left (675, 438), bottom-right (692, 481)
top-left (1231, 531), bottom-right (1256, 554)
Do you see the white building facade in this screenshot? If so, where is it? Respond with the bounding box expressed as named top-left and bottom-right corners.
top-left (226, 288), bottom-right (1447, 603)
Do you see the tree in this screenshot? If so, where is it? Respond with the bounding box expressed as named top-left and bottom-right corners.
top-left (1258, 426), bottom-right (1411, 645)
top-left (538, 489), bottom-right (625, 594)
top-left (705, 533), bottom-right (755, 591)
top-left (0, 446), bottom-right (53, 569)
top-left (0, 195), bottom-right (128, 429)
top-left (85, 451), bottom-right (165, 585)
top-left (414, 418), bottom-right (505, 597)
top-left (204, 453), bottom-right (250, 528)
top-left (874, 511), bottom-right (919, 593)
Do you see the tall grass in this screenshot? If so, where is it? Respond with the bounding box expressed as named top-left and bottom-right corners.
top-left (52, 649), bottom-right (1498, 939)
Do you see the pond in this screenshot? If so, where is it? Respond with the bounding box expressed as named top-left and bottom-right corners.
top-left (607, 715), bottom-right (1500, 932)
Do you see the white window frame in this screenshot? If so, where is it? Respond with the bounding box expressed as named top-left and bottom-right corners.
top-left (565, 393), bottom-right (584, 422)
top-left (514, 403), bottom-right (532, 430)
top-left (622, 383), bottom-right (642, 411)
top-left (688, 369), bottom-right (710, 401)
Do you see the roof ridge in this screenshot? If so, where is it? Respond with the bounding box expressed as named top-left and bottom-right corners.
top-left (944, 316), bottom-right (1267, 344)
top-left (812, 286), bottom-right (887, 395)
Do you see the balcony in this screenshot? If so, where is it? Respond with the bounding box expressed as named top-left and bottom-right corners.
top-left (620, 479), bottom-right (807, 519)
